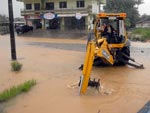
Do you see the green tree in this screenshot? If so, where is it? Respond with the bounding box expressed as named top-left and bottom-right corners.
top-left (104, 0), bottom-right (143, 28)
top-left (136, 0), bottom-right (144, 8)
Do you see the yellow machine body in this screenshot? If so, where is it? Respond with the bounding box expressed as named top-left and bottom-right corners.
top-left (79, 13), bottom-right (130, 94)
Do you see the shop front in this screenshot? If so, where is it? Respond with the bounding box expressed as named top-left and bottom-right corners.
top-left (25, 15), bottom-right (42, 29)
top-left (43, 13), bottom-right (60, 29)
top-left (24, 13), bottom-right (89, 30)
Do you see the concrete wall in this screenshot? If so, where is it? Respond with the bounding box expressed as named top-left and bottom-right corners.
top-left (0, 24), bottom-right (9, 35)
top-left (136, 22), bottom-right (150, 28)
top-left (92, 0), bottom-right (99, 14)
top-left (23, 0), bottom-right (94, 11)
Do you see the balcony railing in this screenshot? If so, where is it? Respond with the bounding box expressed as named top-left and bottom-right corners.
top-left (21, 8), bottom-right (91, 16)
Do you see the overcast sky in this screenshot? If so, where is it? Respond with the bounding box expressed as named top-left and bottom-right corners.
top-left (138, 0), bottom-right (150, 15)
top-left (0, 0), bottom-right (23, 17)
top-left (0, 0), bottom-right (150, 17)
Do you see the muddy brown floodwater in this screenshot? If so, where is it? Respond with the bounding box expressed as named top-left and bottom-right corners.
top-left (0, 34), bottom-right (150, 113)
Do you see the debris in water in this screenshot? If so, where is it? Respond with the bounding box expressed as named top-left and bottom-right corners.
top-left (67, 82), bottom-right (78, 89)
top-left (98, 109), bottom-right (101, 113)
top-left (99, 85), bottom-right (115, 96)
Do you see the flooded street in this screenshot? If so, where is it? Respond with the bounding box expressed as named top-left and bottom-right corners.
top-left (0, 34), bottom-right (150, 113)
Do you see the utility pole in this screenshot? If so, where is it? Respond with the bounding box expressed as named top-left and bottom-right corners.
top-left (8, 0), bottom-right (17, 60)
top-left (99, 0), bottom-right (101, 12)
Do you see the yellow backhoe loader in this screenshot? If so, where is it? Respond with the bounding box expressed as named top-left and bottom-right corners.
top-left (79, 13), bottom-right (144, 95)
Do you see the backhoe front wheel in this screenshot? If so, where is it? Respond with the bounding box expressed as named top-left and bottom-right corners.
top-left (117, 47), bottom-right (130, 65)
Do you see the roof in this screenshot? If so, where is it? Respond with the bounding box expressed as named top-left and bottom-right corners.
top-left (136, 20), bottom-right (150, 24)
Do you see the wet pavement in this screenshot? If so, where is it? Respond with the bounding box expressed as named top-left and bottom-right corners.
top-left (28, 42), bottom-right (86, 52)
top-left (18, 29), bottom-right (88, 39)
top-left (0, 33), bottom-right (150, 113)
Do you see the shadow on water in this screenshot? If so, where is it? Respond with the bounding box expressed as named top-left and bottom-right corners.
top-left (18, 29), bottom-right (88, 39)
top-left (0, 99), bottom-right (17, 113)
top-left (28, 42), bottom-right (87, 52)
top-left (0, 103), bottom-right (5, 113)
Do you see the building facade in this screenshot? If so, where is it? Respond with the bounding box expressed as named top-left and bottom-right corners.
top-left (136, 20), bottom-right (150, 28)
top-left (17, 0), bottom-right (104, 30)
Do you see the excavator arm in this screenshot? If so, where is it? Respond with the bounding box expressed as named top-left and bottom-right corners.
top-left (79, 41), bottom-right (95, 95)
top-left (79, 38), bottom-right (114, 95)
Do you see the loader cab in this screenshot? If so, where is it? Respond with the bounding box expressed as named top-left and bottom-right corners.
top-left (95, 13), bottom-right (127, 44)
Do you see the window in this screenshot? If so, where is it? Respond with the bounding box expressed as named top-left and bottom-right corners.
top-left (77, 0), bottom-right (84, 8)
top-left (46, 2), bottom-right (54, 10)
top-left (26, 4), bottom-right (32, 10)
top-left (59, 2), bottom-right (67, 8)
top-left (34, 3), bottom-right (40, 10)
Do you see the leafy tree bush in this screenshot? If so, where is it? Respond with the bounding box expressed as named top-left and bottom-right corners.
top-left (104, 0), bottom-right (143, 28)
top-left (11, 61), bottom-right (22, 71)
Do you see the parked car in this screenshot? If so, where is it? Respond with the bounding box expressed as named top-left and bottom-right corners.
top-left (35, 22), bottom-right (42, 29)
top-left (15, 25), bottom-right (33, 34)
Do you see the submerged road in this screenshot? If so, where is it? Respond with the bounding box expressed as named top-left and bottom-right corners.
top-left (0, 34), bottom-right (150, 113)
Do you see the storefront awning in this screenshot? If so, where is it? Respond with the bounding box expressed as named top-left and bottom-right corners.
top-left (58, 13), bottom-right (88, 17)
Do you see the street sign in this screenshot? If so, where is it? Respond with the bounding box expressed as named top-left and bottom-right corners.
top-left (75, 13), bottom-right (82, 20)
top-left (44, 13), bottom-right (55, 20)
